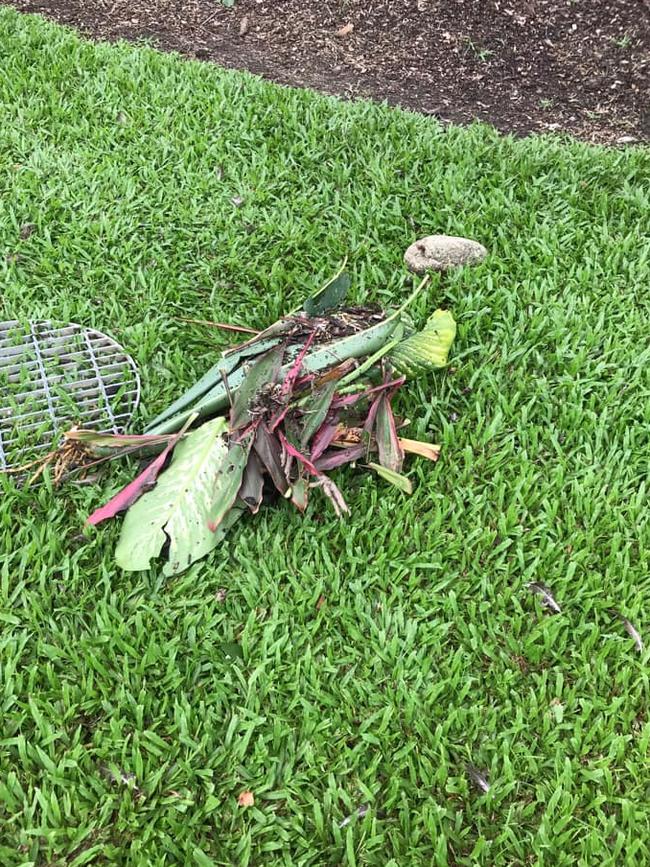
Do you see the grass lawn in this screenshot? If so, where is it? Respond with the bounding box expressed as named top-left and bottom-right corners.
top-left (1, 8), bottom-right (649, 866)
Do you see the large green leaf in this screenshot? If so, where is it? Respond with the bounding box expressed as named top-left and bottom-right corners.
top-left (389, 309), bottom-right (456, 377)
top-left (115, 418), bottom-right (248, 575)
top-left (304, 272), bottom-right (351, 316)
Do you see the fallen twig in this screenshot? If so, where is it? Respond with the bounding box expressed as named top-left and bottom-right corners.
top-left (175, 317), bottom-right (260, 336)
top-left (199, 6), bottom-right (222, 29)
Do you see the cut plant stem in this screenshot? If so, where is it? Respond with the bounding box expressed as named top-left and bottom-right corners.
top-left (175, 317), bottom-right (260, 335)
top-left (336, 272), bottom-right (431, 389)
top-left (393, 273), bottom-right (431, 319)
top-left (337, 334), bottom-right (402, 388)
top-left (366, 462), bottom-right (413, 494)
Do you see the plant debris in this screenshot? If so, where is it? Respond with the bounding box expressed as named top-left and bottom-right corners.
top-left (608, 609), bottom-right (644, 653)
top-left (527, 582), bottom-right (562, 615)
top-left (54, 270), bottom-right (457, 574)
top-left (237, 790), bottom-right (255, 807)
top-left (101, 765), bottom-right (138, 789)
top-left (466, 764), bottom-right (490, 794)
top-left (339, 803), bottom-right (369, 827)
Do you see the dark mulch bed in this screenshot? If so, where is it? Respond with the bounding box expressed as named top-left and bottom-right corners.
top-left (4, 0), bottom-right (649, 142)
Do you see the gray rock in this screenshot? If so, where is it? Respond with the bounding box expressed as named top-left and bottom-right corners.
top-left (404, 235), bottom-right (487, 274)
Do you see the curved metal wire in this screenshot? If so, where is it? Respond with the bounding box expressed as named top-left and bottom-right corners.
top-left (0, 320), bottom-right (140, 470)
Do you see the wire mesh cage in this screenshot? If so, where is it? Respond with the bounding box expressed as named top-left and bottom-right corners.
top-left (0, 320), bottom-right (140, 470)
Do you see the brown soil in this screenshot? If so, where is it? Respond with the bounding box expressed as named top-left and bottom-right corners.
top-left (3, 0), bottom-right (649, 143)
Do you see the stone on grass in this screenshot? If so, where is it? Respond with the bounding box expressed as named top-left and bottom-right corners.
top-left (404, 235), bottom-right (487, 274)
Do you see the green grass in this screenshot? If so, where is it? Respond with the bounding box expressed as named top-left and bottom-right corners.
top-left (1, 8), bottom-right (649, 866)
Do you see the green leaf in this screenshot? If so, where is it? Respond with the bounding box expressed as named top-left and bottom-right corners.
top-left (70, 846), bottom-right (107, 867)
top-left (208, 435), bottom-right (253, 533)
top-left (290, 475), bottom-right (309, 512)
top-left (204, 794), bottom-right (220, 814)
top-left (374, 394), bottom-right (404, 473)
top-left (300, 381), bottom-right (337, 448)
top-left (230, 345), bottom-right (284, 429)
top-left (304, 272), bottom-right (351, 316)
top-left (144, 354), bottom-right (240, 432)
top-left (115, 418), bottom-right (247, 575)
top-left (389, 309), bottom-right (456, 377)
top-left (367, 462), bottom-right (413, 494)
top-left (193, 848), bottom-right (216, 867)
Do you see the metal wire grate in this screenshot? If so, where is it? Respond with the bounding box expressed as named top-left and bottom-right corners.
top-left (0, 320), bottom-right (140, 470)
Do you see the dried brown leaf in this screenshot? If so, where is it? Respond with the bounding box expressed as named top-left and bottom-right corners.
top-left (398, 437), bottom-right (441, 461)
top-left (238, 790), bottom-right (255, 807)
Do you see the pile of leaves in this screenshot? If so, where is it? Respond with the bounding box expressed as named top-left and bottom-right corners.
top-left (76, 272), bottom-right (456, 574)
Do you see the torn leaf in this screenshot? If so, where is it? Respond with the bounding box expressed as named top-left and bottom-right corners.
top-left (115, 418), bottom-right (244, 574)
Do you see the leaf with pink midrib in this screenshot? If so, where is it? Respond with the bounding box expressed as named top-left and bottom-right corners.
top-left (86, 438), bottom-right (179, 526)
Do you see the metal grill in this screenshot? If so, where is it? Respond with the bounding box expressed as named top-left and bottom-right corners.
top-left (0, 320), bottom-right (140, 470)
